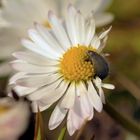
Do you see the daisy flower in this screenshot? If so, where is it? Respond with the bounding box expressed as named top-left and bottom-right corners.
top-left (0, 97), bottom-right (30, 140)
top-left (10, 4), bottom-right (114, 135)
top-left (0, 0), bottom-right (114, 77)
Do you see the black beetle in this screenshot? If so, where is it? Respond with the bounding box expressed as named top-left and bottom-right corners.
top-left (86, 50), bottom-right (109, 80)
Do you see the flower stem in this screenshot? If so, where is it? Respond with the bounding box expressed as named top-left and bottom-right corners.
top-left (58, 126), bottom-right (67, 140)
top-left (104, 100), bottom-right (140, 137)
top-left (75, 119), bottom-right (88, 140)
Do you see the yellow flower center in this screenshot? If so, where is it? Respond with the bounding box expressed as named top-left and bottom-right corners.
top-left (60, 46), bottom-right (96, 82)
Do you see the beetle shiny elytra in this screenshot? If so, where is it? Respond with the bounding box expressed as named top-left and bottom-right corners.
top-left (86, 50), bottom-right (109, 80)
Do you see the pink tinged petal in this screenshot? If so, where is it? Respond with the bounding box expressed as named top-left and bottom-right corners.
top-left (16, 73), bottom-right (61, 88)
top-left (13, 51), bottom-right (58, 66)
top-left (99, 26), bottom-right (112, 40)
top-left (28, 29), bottom-right (60, 59)
top-left (67, 96), bottom-right (91, 135)
top-left (76, 82), bottom-right (93, 120)
top-left (21, 39), bottom-right (57, 59)
top-left (49, 105), bottom-right (68, 130)
top-left (0, 99), bottom-right (30, 140)
top-left (9, 72), bottom-right (26, 84)
top-left (75, 12), bottom-right (85, 45)
top-left (13, 86), bottom-right (37, 96)
top-left (48, 11), bottom-right (71, 50)
top-left (59, 82), bottom-right (75, 109)
top-left (102, 83), bottom-right (115, 89)
top-left (85, 19), bottom-right (95, 46)
top-left (11, 60), bottom-right (58, 73)
top-left (87, 81), bottom-right (103, 112)
top-left (66, 4), bottom-right (78, 45)
top-left (67, 110), bottom-right (79, 136)
top-left (35, 23), bottom-right (65, 53)
top-left (27, 78), bottom-right (65, 101)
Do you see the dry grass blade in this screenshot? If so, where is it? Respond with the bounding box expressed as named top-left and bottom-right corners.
top-left (115, 72), bottom-right (140, 100)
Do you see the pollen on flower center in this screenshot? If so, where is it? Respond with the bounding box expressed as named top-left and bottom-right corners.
top-left (60, 46), bottom-right (96, 81)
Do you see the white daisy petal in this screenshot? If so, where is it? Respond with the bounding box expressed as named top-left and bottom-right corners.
top-left (38, 80), bottom-right (69, 106)
top-left (102, 83), bottom-right (115, 89)
top-left (28, 29), bottom-right (60, 58)
top-left (93, 77), bottom-right (105, 103)
top-left (66, 4), bottom-right (78, 45)
top-left (16, 73), bottom-right (61, 88)
top-left (49, 105), bottom-right (68, 130)
top-left (98, 87), bottom-right (105, 103)
top-left (97, 35), bottom-right (108, 53)
top-left (22, 39), bottom-right (56, 59)
top-left (67, 94), bottom-right (92, 135)
top-left (85, 19), bottom-right (95, 46)
top-left (59, 82), bottom-right (75, 109)
top-left (11, 60), bottom-right (58, 73)
top-left (48, 11), bottom-right (71, 50)
top-left (38, 102), bottom-right (52, 112)
top-left (13, 51), bottom-right (58, 66)
top-left (13, 86), bottom-right (37, 96)
top-left (1, 0), bottom-right (48, 27)
top-left (67, 110), bottom-right (79, 136)
top-left (28, 79), bottom-right (69, 104)
top-left (35, 23), bottom-right (65, 53)
top-left (87, 81), bottom-right (103, 112)
top-left (27, 78), bottom-right (64, 100)
top-left (9, 72), bottom-right (26, 84)
top-left (31, 101), bottom-right (52, 112)
top-left (75, 12), bottom-right (85, 45)
top-left (95, 13), bottom-right (114, 27)
top-left (76, 83), bottom-right (93, 120)
top-left (91, 35), bottom-right (101, 49)
top-left (99, 26), bottom-right (112, 40)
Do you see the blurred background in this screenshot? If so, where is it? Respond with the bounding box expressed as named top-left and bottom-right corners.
top-left (0, 0), bottom-right (140, 140)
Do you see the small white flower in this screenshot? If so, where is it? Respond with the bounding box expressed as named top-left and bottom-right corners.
top-left (0, 0), bottom-right (114, 76)
top-left (10, 4), bottom-right (114, 135)
top-left (0, 97), bottom-right (30, 140)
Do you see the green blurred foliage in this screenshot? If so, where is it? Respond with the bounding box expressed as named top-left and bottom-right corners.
top-left (105, 0), bottom-right (140, 83)
top-left (110, 0), bottom-right (140, 20)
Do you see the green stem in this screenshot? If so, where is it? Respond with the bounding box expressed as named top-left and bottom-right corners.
top-left (58, 126), bottom-right (67, 140)
top-left (104, 100), bottom-right (140, 137)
